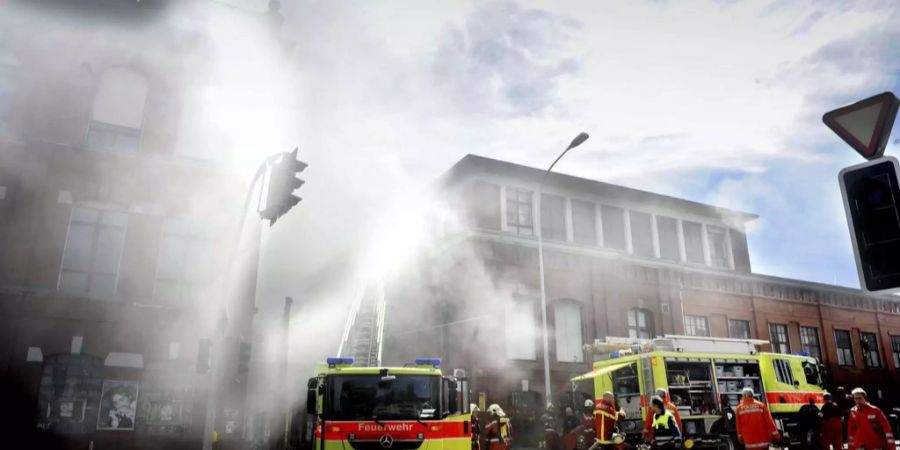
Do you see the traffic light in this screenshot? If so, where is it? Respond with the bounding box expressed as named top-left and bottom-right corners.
top-left (237, 341), bottom-right (252, 376)
top-left (197, 338), bottom-right (211, 374)
top-left (839, 156), bottom-right (900, 293)
top-left (260, 148), bottom-right (307, 226)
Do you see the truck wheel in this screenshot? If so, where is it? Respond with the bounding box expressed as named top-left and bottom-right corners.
top-left (718, 436), bottom-right (737, 450)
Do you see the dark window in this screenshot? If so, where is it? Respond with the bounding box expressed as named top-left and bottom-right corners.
top-left (835, 329), bottom-right (854, 367)
top-left (572, 200), bottom-right (596, 245)
top-left (861, 332), bottom-right (882, 368)
top-left (467, 181), bottom-right (501, 230)
top-left (773, 359), bottom-right (795, 386)
top-left (684, 315), bottom-right (709, 337)
top-left (629, 211), bottom-right (654, 257)
top-left (601, 205), bottom-right (626, 250)
top-left (506, 187), bottom-right (533, 236)
top-left (657, 216), bottom-right (679, 261)
top-left (707, 226), bottom-right (730, 268)
top-left (683, 221), bottom-right (705, 264)
top-left (326, 375), bottom-right (440, 420)
top-left (891, 335), bottom-right (900, 369)
top-left (769, 323), bottom-right (790, 354)
top-left (541, 194), bottom-right (567, 241)
top-left (728, 319), bottom-right (751, 339)
top-left (627, 309), bottom-right (654, 339)
top-left (800, 327), bottom-right (822, 361)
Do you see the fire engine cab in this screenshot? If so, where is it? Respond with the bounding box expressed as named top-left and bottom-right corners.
top-left (305, 357), bottom-right (473, 450)
top-left (571, 335), bottom-right (826, 449)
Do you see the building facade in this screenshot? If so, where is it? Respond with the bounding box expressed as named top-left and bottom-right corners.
top-left (393, 155), bottom-right (900, 429)
top-left (0, 1), bottom-right (280, 448)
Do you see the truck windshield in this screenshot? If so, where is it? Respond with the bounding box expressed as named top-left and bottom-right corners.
top-left (326, 374), bottom-right (440, 421)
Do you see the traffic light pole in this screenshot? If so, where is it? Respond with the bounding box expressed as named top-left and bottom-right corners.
top-left (202, 153), bottom-right (285, 450)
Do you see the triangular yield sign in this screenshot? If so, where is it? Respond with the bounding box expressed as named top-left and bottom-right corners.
top-left (823, 91), bottom-right (899, 160)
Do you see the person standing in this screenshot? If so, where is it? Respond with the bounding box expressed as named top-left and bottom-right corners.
top-left (648, 396), bottom-right (682, 450)
top-left (486, 404), bottom-right (512, 450)
top-left (820, 393), bottom-right (844, 450)
top-left (563, 407), bottom-right (580, 435)
top-left (471, 404), bottom-right (483, 450)
top-left (643, 388), bottom-right (683, 442)
top-left (847, 388), bottom-right (895, 450)
top-left (735, 388), bottom-right (780, 449)
top-left (594, 392), bottom-right (625, 447)
top-left (541, 403), bottom-right (560, 450)
top-left (798, 397), bottom-right (822, 450)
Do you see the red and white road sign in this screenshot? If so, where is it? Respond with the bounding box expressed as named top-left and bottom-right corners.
top-left (823, 91), bottom-right (899, 160)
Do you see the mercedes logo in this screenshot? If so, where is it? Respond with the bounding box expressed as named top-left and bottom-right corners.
top-left (379, 435), bottom-right (394, 448)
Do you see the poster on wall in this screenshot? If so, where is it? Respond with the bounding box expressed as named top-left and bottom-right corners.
top-left (97, 380), bottom-right (139, 431)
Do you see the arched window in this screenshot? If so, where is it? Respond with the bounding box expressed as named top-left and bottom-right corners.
top-left (86, 67), bottom-right (147, 152)
top-left (627, 308), bottom-right (654, 339)
top-left (554, 300), bottom-right (584, 363)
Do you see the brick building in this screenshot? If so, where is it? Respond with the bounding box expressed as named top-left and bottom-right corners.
top-left (384, 154), bottom-right (900, 422)
top-left (0, 1), bottom-right (279, 448)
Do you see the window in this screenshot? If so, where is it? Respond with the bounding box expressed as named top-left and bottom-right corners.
top-left (572, 200), bottom-right (596, 245)
top-left (600, 205), bottom-right (626, 251)
top-left (769, 323), bottom-right (790, 354)
top-left (835, 329), bottom-right (854, 367)
top-left (728, 319), bottom-right (751, 339)
top-left (773, 359), bottom-right (795, 386)
top-left (629, 211), bottom-right (654, 257)
top-left (707, 226), bottom-right (730, 268)
top-left (800, 327), bottom-right (822, 361)
top-left (467, 181), bottom-right (501, 230)
top-left (888, 335), bottom-right (900, 369)
top-left (505, 187), bottom-right (533, 236)
top-left (59, 207), bottom-right (128, 299)
top-left (683, 221), bottom-right (705, 264)
top-left (627, 309), bottom-right (654, 339)
top-left (154, 219), bottom-right (214, 305)
top-left (684, 315), bottom-right (709, 337)
top-left (87, 68), bottom-right (147, 152)
top-left (554, 302), bottom-right (583, 363)
top-left (861, 332), bottom-right (881, 368)
top-left (657, 216), bottom-right (679, 261)
top-left (541, 194), bottom-right (567, 241)
top-left (505, 298), bottom-right (536, 360)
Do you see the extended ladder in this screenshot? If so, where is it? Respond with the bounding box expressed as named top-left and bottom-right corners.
top-left (336, 279), bottom-right (386, 367)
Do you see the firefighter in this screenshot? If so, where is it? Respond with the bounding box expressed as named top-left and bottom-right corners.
top-left (644, 388), bottom-right (683, 442)
top-left (820, 393), bottom-right (844, 450)
top-left (798, 396), bottom-right (822, 450)
top-left (847, 388), bottom-right (895, 450)
top-left (486, 404), bottom-right (512, 450)
top-left (471, 404), bottom-right (482, 450)
top-left (595, 392), bottom-right (625, 447)
top-left (735, 387), bottom-right (780, 449)
top-left (648, 396), bottom-right (682, 450)
top-left (541, 403), bottom-right (560, 450)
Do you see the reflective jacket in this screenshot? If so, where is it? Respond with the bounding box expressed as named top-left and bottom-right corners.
top-left (594, 400), bottom-right (621, 443)
top-left (650, 410), bottom-right (682, 443)
top-left (644, 401), bottom-right (683, 438)
top-left (848, 402), bottom-right (895, 450)
top-left (735, 398), bottom-right (780, 449)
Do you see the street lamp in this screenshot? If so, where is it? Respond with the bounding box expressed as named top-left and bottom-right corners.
top-left (537, 132), bottom-right (589, 403)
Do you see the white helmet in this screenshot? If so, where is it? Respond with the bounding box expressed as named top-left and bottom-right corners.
top-left (488, 404), bottom-right (505, 417)
top-left (584, 399), bottom-right (594, 408)
top-left (470, 404), bottom-right (479, 412)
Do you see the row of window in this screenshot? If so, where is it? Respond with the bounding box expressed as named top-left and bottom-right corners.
top-left (683, 315), bottom-right (897, 369)
top-left (58, 206), bottom-right (214, 303)
top-left (469, 181), bottom-right (735, 269)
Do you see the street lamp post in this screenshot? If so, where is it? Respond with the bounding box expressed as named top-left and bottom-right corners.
top-left (537, 132), bottom-right (589, 403)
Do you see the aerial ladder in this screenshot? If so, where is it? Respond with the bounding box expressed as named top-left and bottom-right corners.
top-left (336, 279), bottom-right (386, 367)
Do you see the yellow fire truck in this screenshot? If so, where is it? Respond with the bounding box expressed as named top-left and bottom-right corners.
top-left (306, 357), bottom-right (473, 450)
top-left (571, 335), bottom-right (826, 449)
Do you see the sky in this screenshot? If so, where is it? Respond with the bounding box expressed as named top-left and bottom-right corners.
top-left (245, 0), bottom-right (900, 315)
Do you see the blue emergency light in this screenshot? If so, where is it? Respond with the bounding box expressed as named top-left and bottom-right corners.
top-left (610, 351), bottom-right (621, 359)
top-left (795, 351), bottom-right (811, 357)
top-left (327, 357), bottom-right (354, 367)
top-left (415, 357), bottom-right (441, 367)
